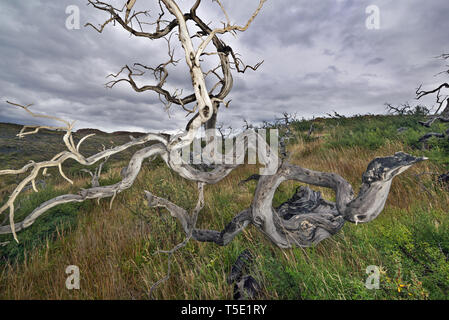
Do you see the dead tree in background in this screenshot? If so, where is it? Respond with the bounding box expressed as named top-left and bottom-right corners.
top-left (0, 0), bottom-right (426, 286)
top-left (413, 54), bottom-right (449, 184)
top-left (385, 102), bottom-right (429, 117)
top-left (415, 54), bottom-right (449, 138)
top-left (274, 112), bottom-right (297, 158)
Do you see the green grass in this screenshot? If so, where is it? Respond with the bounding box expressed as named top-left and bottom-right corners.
top-left (294, 114), bottom-right (448, 167)
top-left (0, 115), bottom-right (448, 299)
top-left (259, 206), bottom-right (449, 299)
top-left (0, 186), bottom-right (94, 264)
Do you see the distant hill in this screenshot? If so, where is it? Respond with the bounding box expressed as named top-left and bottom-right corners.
top-left (0, 122), bottom-right (150, 171)
top-left (75, 128), bottom-right (108, 135)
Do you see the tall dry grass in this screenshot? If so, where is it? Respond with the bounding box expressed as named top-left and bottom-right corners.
top-left (0, 134), bottom-right (448, 299)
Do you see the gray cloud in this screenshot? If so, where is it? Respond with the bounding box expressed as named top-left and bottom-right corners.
top-left (1, 0), bottom-right (448, 133)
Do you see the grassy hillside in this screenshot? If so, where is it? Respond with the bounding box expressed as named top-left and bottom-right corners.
top-left (0, 114), bottom-right (448, 300)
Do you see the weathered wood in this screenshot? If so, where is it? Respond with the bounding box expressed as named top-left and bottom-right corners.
top-left (0, 1), bottom-right (428, 286)
top-left (249, 152), bottom-right (426, 248)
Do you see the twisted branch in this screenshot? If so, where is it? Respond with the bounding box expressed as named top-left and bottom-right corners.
top-left (0, 2), bottom-right (429, 299)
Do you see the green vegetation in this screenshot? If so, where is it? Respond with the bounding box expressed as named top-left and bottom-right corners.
top-left (0, 186), bottom-right (92, 263)
top-left (0, 115), bottom-right (447, 299)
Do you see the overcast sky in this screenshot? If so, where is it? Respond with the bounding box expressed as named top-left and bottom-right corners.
top-left (1, 0), bottom-right (448, 133)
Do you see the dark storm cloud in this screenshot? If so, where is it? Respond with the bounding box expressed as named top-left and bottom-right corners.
top-left (0, 0), bottom-right (448, 132)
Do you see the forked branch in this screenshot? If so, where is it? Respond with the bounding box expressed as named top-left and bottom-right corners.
top-left (0, 2), bottom-right (430, 300)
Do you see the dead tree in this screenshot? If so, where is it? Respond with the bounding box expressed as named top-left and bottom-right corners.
top-left (415, 54), bottom-right (449, 134)
top-left (242, 119), bottom-right (254, 130)
top-left (413, 54), bottom-right (449, 187)
top-left (0, 0), bottom-right (426, 280)
top-left (326, 110), bottom-right (345, 119)
top-left (385, 102), bottom-right (429, 116)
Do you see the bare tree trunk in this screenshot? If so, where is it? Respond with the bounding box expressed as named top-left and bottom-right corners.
top-left (0, 0), bottom-right (428, 285)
